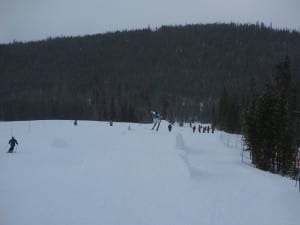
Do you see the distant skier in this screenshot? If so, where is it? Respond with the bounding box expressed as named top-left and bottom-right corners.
top-left (74, 120), bottom-right (78, 126)
top-left (198, 124), bottom-right (201, 133)
top-left (211, 126), bottom-right (215, 133)
top-left (151, 111), bottom-right (161, 130)
top-left (8, 137), bottom-right (18, 153)
top-left (192, 125), bottom-right (196, 133)
top-left (152, 111), bottom-right (160, 123)
top-left (168, 124), bottom-right (172, 132)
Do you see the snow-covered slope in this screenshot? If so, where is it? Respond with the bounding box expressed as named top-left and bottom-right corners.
top-left (0, 120), bottom-right (299, 225)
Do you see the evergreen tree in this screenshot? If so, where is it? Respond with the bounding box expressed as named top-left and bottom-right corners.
top-left (272, 57), bottom-right (294, 174)
top-left (243, 57), bottom-right (296, 174)
top-left (255, 82), bottom-right (277, 170)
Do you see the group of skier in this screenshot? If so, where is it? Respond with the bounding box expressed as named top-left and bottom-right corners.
top-left (192, 124), bottom-right (214, 134)
top-left (151, 111), bottom-right (217, 134)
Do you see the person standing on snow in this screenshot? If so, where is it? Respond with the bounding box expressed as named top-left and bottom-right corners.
top-left (8, 137), bottom-right (18, 153)
top-left (212, 125), bottom-right (215, 133)
top-left (198, 124), bottom-right (201, 133)
top-left (168, 124), bottom-right (172, 132)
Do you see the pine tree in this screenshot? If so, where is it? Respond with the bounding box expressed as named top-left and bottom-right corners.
top-left (243, 95), bottom-right (258, 164)
top-left (255, 82), bottom-right (277, 170)
top-left (243, 57), bottom-right (295, 174)
top-left (272, 57), bottom-right (294, 174)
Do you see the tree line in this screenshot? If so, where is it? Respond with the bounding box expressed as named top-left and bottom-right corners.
top-left (0, 23), bottom-right (299, 125)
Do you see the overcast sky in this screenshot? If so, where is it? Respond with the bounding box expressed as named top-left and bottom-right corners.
top-left (1, 0), bottom-right (299, 44)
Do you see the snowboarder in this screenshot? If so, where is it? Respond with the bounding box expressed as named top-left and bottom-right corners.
top-left (168, 124), bottom-right (172, 132)
top-left (8, 137), bottom-right (18, 153)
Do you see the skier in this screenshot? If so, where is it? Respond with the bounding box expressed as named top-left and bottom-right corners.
top-left (192, 125), bottom-right (196, 133)
top-left (152, 111), bottom-right (160, 123)
top-left (151, 111), bottom-right (161, 131)
top-left (168, 124), bottom-right (172, 132)
top-left (212, 126), bottom-right (215, 133)
top-left (198, 124), bottom-right (201, 133)
top-left (8, 136), bottom-right (18, 153)
top-left (74, 120), bottom-right (78, 126)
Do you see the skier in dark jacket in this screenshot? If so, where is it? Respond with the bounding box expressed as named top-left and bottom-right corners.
top-left (168, 124), bottom-right (172, 132)
top-left (211, 125), bottom-right (215, 133)
top-left (8, 137), bottom-right (18, 153)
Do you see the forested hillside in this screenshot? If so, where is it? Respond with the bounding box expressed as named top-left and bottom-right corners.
top-left (0, 23), bottom-right (300, 123)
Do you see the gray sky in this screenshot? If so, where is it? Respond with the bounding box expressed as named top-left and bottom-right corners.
top-left (1, 0), bottom-right (299, 44)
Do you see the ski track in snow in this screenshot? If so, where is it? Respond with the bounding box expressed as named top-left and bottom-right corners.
top-left (0, 120), bottom-right (299, 225)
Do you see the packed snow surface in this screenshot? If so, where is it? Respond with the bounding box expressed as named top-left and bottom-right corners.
top-left (0, 120), bottom-right (299, 225)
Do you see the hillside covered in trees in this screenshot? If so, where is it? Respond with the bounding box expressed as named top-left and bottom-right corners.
top-left (1, 23), bottom-right (300, 125)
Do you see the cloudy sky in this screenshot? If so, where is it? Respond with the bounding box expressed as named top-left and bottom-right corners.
top-left (1, 0), bottom-right (299, 44)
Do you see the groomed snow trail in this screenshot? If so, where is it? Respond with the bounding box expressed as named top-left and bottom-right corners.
top-left (0, 120), bottom-right (299, 225)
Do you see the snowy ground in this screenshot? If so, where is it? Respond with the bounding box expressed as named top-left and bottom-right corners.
top-left (0, 120), bottom-right (299, 225)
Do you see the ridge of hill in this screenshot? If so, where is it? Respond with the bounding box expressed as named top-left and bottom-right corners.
top-left (0, 23), bottom-right (300, 121)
